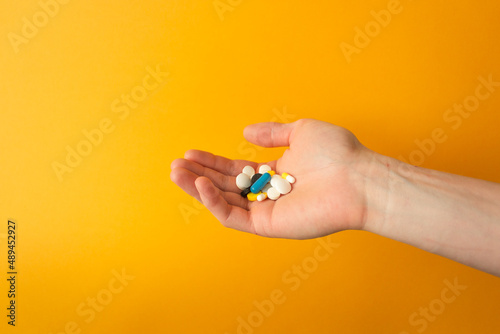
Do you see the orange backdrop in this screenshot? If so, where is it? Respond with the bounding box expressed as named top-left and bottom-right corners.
top-left (1, 0), bottom-right (499, 333)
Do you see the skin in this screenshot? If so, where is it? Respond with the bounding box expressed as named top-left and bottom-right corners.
top-left (170, 119), bottom-right (500, 277)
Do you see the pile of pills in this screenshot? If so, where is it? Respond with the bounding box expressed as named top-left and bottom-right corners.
top-left (236, 165), bottom-right (296, 201)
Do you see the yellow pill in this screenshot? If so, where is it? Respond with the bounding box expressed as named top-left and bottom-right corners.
top-left (281, 172), bottom-right (296, 184)
top-left (247, 192), bottom-right (261, 201)
top-left (268, 170), bottom-right (275, 176)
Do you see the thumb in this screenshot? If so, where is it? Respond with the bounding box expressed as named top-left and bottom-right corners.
top-left (243, 121), bottom-right (298, 148)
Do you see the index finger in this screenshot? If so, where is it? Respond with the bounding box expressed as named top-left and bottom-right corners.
top-left (184, 149), bottom-right (258, 176)
top-left (195, 176), bottom-right (256, 234)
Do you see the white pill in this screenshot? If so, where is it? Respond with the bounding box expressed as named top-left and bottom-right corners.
top-left (273, 177), bottom-right (292, 195)
top-left (236, 173), bottom-right (251, 190)
top-left (262, 183), bottom-right (272, 194)
top-left (257, 193), bottom-right (267, 201)
top-left (270, 174), bottom-right (282, 188)
top-left (242, 165), bottom-right (255, 177)
top-left (267, 187), bottom-right (280, 200)
top-left (258, 164), bottom-right (272, 174)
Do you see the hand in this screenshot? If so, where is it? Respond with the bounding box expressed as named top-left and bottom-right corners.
top-left (170, 119), bottom-right (377, 239)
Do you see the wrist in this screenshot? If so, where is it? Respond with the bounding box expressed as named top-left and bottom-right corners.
top-left (356, 149), bottom-right (403, 234)
top-left (354, 148), bottom-right (500, 276)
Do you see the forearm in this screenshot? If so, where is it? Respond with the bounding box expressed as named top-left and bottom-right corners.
top-left (362, 151), bottom-right (500, 277)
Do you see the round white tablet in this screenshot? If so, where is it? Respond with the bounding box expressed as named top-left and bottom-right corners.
top-left (258, 164), bottom-right (272, 174)
top-left (242, 165), bottom-right (255, 177)
top-left (267, 187), bottom-right (281, 200)
top-left (236, 173), bottom-right (251, 190)
top-left (273, 178), bottom-right (291, 194)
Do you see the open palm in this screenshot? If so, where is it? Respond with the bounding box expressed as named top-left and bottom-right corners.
top-left (171, 119), bottom-right (373, 239)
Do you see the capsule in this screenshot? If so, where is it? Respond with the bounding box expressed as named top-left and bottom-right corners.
top-left (251, 173), bottom-right (262, 184)
top-left (257, 193), bottom-right (267, 201)
top-left (281, 172), bottom-right (296, 184)
top-left (240, 188), bottom-right (251, 198)
top-left (250, 172), bottom-right (272, 193)
top-left (247, 192), bottom-right (261, 201)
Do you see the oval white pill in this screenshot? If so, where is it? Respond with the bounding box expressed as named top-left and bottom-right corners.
top-left (262, 183), bottom-right (272, 193)
top-left (258, 164), bottom-right (272, 174)
top-left (274, 178), bottom-right (291, 194)
top-left (242, 165), bottom-right (255, 177)
top-left (267, 187), bottom-right (280, 200)
top-left (286, 175), bottom-right (296, 184)
top-left (257, 193), bottom-right (267, 201)
top-left (236, 173), bottom-right (251, 190)
top-left (270, 174), bottom-right (282, 188)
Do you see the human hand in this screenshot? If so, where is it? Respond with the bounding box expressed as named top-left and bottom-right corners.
top-left (170, 119), bottom-right (379, 239)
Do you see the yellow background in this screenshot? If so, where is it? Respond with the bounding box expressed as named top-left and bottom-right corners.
top-left (1, 0), bottom-right (500, 333)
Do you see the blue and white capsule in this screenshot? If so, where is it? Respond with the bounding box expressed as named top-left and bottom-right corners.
top-left (250, 171), bottom-right (275, 194)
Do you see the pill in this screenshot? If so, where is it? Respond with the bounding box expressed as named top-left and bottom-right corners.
top-left (282, 173), bottom-right (296, 184)
top-left (247, 192), bottom-right (260, 201)
top-left (236, 173), bottom-right (251, 190)
top-left (267, 187), bottom-right (280, 200)
top-left (273, 177), bottom-right (291, 194)
top-left (240, 188), bottom-right (251, 198)
top-left (242, 166), bottom-right (255, 177)
top-left (251, 173), bottom-right (262, 184)
top-left (257, 193), bottom-right (267, 201)
top-left (270, 174), bottom-right (282, 188)
top-left (262, 183), bottom-right (272, 194)
top-left (259, 164), bottom-right (272, 174)
top-left (250, 172), bottom-right (272, 194)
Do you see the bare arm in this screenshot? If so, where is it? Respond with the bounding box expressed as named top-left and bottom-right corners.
top-left (171, 119), bottom-right (500, 276)
top-left (363, 153), bottom-right (500, 276)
